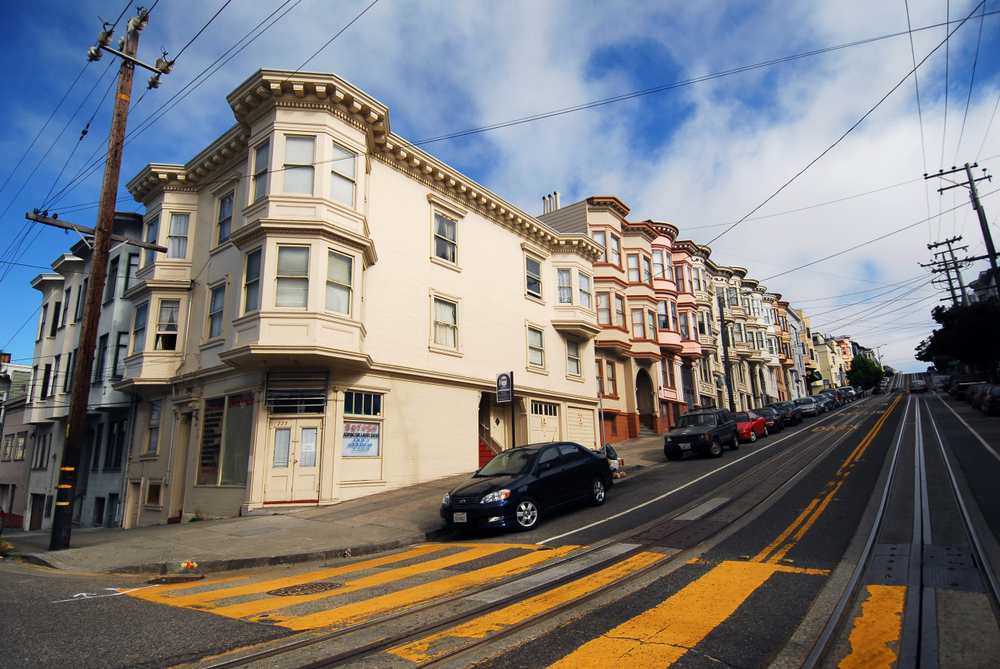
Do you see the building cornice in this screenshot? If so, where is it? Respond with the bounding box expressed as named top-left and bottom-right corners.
top-left (585, 196), bottom-right (631, 220)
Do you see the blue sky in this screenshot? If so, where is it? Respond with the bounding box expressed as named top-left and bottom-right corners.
top-left (1, 0), bottom-right (999, 372)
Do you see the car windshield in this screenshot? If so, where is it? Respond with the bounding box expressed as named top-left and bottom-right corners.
top-left (476, 448), bottom-right (538, 477)
top-left (794, 398), bottom-right (813, 405)
top-left (676, 413), bottom-right (717, 427)
top-left (756, 408), bottom-right (776, 416)
top-left (771, 402), bottom-right (792, 410)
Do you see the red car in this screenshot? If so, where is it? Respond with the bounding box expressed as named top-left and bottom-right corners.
top-left (734, 411), bottom-right (768, 443)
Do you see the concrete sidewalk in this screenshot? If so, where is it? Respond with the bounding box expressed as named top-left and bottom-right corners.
top-left (1, 435), bottom-right (666, 575)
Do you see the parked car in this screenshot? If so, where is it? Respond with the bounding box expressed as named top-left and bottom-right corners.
top-left (794, 396), bottom-right (821, 417)
top-left (663, 408), bottom-right (739, 461)
top-left (838, 387), bottom-right (856, 402)
top-left (910, 379), bottom-right (928, 393)
top-left (439, 442), bottom-right (613, 531)
top-left (818, 389), bottom-right (844, 406)
top-left (968, 384), bottom-right (993, 410)
top-left (814, 395), bottom-right (836, 411)
top-left (982, 386), bottom-right (1000, 416)
top-left (951, 377), bottom-right (984, 400)
top-left (734, 411), bottom-right (768, 442)
top-left (769, 401), bottom-right (804, 426)
top-left (872, 386), bottom-right (885, 395)
top-left (754, 406), bottom-right (785, 433)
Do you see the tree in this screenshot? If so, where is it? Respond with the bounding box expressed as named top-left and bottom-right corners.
top-left (846, 355), bottom-right (884, 390)
top-left (915, 298), bottom-right (1000, 382)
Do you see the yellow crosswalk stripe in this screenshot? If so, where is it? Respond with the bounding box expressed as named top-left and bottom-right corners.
top-left (389, 550), bottom-right (667, 663)
top-left (838, 585), bottom-right (905, 669)
top-left (127, 543), bottom-right (451, 609)
top-left (277, 545), bottom-right (576, 631)
top-left (547, 561), bottom-right (780, 668)
top-left (216, 544), bottom-right (520, 620)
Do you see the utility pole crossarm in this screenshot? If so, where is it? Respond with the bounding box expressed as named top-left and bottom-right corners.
top-left (25, 212), bottom-right (167, 253)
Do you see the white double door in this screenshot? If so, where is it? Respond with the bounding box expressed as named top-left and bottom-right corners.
top-left (264, 417), bottom-right (322, 503)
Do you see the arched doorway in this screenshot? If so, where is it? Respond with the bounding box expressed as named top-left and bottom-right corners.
top-left (635, 368), bottom-right (655, 430)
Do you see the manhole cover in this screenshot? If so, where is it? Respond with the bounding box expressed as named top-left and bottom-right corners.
top-left (267, 582), bottom-right (341, 597)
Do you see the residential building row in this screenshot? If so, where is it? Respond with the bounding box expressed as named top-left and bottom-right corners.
top-left (0, 69), bottom-right (873, 531)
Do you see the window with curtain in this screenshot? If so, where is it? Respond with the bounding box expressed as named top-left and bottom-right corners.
top-left (283, 136), bottom-right (315, 194)
top-left (244, 249), bottom-right (261, 313)
top-left (433, 297), bottom-right (457, 348)
top-left (155, 300), bottom-right (180, 350)
top-left (167, 213), bottom-right (189, 259)
top-left (276, 246), bottom-right (309, 307)
top-left (330, 142), bottom-right (356, 206)
top-left (558, 269), bottom-right (572, 304)
top-left (217, 193), bottom-right (233, 245)
top-left (209, 284), bottom-right (226, 338)
top-left (433, 213), bottom-right (457, 263)
top-left (326, 251), bottom-right (353, 314)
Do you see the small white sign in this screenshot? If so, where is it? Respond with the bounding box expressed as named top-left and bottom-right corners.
top-left (343, 421), bottom-right (380, 457)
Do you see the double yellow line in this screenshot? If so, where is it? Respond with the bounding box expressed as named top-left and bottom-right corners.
top-left (752, 393), bottom-right (902, 564)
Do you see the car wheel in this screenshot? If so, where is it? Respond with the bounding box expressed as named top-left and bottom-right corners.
top-left (763, 426), bottom-right (769, 437)
top-left (589, 477), bottom-right (607, 506)
top-left (709, 439), bottom-right (723, 457)
top-left (749, 430), bottom-right (757, 443)
top-left (514, 498), bottom-right (540, 531)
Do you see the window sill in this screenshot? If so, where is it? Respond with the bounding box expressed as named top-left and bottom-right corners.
top-left (139, 453), bottom-right (159, 461)
top-left (209, 240), bottom-right (234, 257)
top-left (565, 374), bottom-right (586, 383)
top-left (525, 294), bottom-right (545, 306)
top-left (428, 343), bottom-right (463, 358)
top-left (200, 338), bottom-right (226, 352)
top-left (430, 255), bottom-right (461, 273)
top-left (525, 365), bottom-right (549, 376)
top-left (143, 504), bottom-right (163, 511)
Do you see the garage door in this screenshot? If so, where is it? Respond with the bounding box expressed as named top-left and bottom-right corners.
top-left (528, 401), bottom-right (560, 443)
top-left (566, 406), bottom-right (596, 449)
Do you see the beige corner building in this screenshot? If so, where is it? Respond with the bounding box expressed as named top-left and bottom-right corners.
top-left (117, 70), bottom-right (603, 525)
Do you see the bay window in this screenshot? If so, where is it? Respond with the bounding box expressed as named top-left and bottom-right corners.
top-left (326, 251), bottom-right (353, 314)
top-left (283, 136), bottom-right (315, 194)
top-left (275, 246), bottom-right (309, 307)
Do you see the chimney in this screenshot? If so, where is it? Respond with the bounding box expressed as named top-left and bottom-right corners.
top-left (542, 195), bottom-right (549, 214)
top-left (554, 191), bottom-right (560, 210)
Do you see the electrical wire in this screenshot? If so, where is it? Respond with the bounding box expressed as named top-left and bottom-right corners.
top-left (706, 1), bottom-right (986, 248)
top-left (760, 186), bottom-right (997, 282)
top-left (953, 1), bottom-right (987, 165)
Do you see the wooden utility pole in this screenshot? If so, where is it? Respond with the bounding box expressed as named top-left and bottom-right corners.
top-left (48, 11), bottom-right (147, 551)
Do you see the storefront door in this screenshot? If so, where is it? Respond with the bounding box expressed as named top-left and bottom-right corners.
top-left (264, 418), bottom-right (322, 504)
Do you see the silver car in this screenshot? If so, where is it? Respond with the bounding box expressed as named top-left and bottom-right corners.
top-left (794, 396), bottom-right (821, 417)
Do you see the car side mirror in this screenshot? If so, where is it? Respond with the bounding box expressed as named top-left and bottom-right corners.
top-left (537, 462), bottom-right (552, 473)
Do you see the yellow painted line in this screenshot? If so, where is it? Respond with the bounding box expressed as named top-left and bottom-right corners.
top-left (547, 560), bottom-right (779, 668)
top-left (276, 545), bottom-right (577, 631)
top-left (128, 543), bottom-right (452, 608)
top-left (838, 584), bottom-right (905, 669)
top-left (686, 558), bottom-right (830, 576)
top-left (388, 550), bottom-right (666, 663)
top-left (753, 394), bottom-right (900, 564)
top-left (209, 544), bottom-right (524, 619)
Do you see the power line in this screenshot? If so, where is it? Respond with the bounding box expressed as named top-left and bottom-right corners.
top-left (706, 1), bottom-right (987, 247)
top-left (760, 187), bottom-right (997, 282)
top-left (953, 1), bottom-right (987, 165)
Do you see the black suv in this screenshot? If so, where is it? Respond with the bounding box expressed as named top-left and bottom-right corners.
top-left (663, 408), bottom-right (739, 461)
top-left (768, 401), bottom-right (803, 426)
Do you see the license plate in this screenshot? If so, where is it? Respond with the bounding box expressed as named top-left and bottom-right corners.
top-left (680, 443), bottom-right (691, 451)
top-left (453, 512), bottom-right (467, 523)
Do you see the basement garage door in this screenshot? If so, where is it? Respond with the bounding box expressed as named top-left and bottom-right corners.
top-left (566, 406), bottom-right (596, 449)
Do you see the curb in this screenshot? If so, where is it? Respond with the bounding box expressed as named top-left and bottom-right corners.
top-left (23, 526), bottom-right (460, 576)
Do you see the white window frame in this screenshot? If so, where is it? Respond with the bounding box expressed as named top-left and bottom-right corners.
top-left (325, 250), bottom-right (353, 315)
top-left (217, 191), bottom-right (234, 245)
top-left (329, 141), bottom-right (357, 207)
top-left (283, 135), bottom-right (315, 194)
top-left (432, 212), bottom-right (458, 265)
top-left (243, 248), bottom-right (262, 314)
top-left (578, 272), bottom-right (592, 309)
top-left (430, 294), bottom-right (460, 353)
top-left (557, 268), bottom-right (572, 304)
top-left (566, 339), bottom-right (581, 377)
top-left (166, 213), bottom-right (190, 259)
top-left (252, 140), bottom-right (269, 202)
top-left (527, 324), bottom-right (545, 369)
top-left (208, 283), bottom-right (227, 340)
top-left (525, 255), bottom-right (543, 300)
top-left (131, 303), bottom-right (148, 353)
top-left (275, 245), bottom-right (310, 308)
